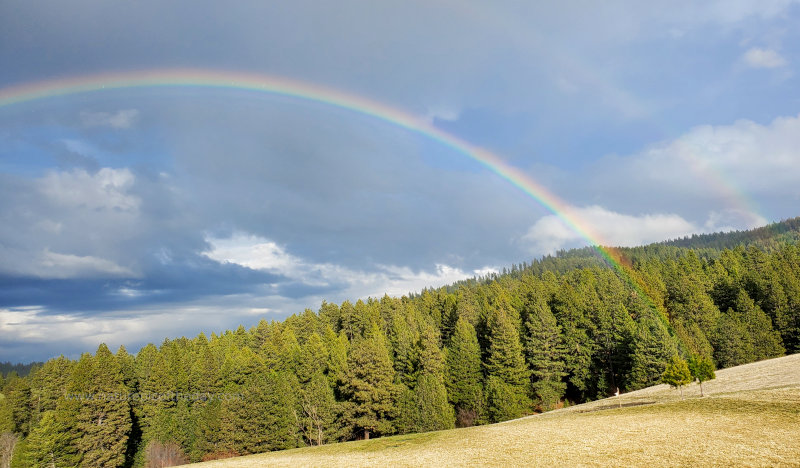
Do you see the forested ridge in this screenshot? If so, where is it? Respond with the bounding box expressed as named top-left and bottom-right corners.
top-left (2, 218), bottom-right (799, 467)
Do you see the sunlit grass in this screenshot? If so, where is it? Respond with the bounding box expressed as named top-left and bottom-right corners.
top-left (190, 353), bottom-right (800, 467)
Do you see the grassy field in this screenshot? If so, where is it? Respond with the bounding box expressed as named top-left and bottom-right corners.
top-left (190, 353), bottom-right (800, 467)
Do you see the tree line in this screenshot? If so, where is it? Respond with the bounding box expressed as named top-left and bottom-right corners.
top-left (1, 222), bottom-right (799, 467)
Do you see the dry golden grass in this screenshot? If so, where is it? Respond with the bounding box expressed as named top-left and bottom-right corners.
top-left (189, 353), bottom-right (800, 467)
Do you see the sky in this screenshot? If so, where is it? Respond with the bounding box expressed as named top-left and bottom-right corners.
top-left (2, 0), bottom-right (800, 362)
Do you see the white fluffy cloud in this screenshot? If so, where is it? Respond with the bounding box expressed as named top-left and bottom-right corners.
top-left (203, 232), bottom-right (494, 299)
top-left (523, 206), bottom-right (697, 254)
top-left (742, 47), bottom-right (787, 68)
top-left (522, 204), bottom-right (774, 255)
top-left (586, 113), bottom-right (800, 221)
top-left (38, 167), bottom-right (140, 212)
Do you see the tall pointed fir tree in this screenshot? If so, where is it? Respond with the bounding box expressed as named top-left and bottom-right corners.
top-left (523, 299), bottom-right (567, 411)
top-left (734, 290), bottom-right (785, 361)
top-left (24, 410), bottom-right (79, 468)
top-left (445, 316), bottom-right (485, 427)
top-left (59, 344), bottom-right (131, 467)
top-left (296, 332), bottom-right (339, 446)
top-left (628, 312), bottom-right (679, 390)
top-left (485, 305), bottom-right (531, 422)
top-left (400, 325), bottom-right (455, 433)
top-left (220, 347), bottom-right (297, 454)
top-left (341, 324), bottom-right (397, 440)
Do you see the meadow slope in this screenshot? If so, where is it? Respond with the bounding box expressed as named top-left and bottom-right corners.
top-left (190, 353), bottom-right (800, 467)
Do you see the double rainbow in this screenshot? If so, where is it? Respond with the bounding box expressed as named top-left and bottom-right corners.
top-left (0, 68), bottom-right (657, 308)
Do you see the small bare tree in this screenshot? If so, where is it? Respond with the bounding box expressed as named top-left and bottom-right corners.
top-left (144, 440), bottom-right (188, 468)
top-left (0, 432), bottom-right (18, 468)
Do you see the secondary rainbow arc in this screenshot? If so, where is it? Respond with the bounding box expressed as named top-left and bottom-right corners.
top-left (0, 68), bottom-right (657, 308)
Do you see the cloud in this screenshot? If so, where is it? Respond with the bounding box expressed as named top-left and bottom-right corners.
top-left (703, 209), bottom-right (767, 233)
top-left (80, 109), bottom-right (140, 128)
top-left (575, 113), bottom-right (800, 225)
top-left (522, 206), bottom-right (697, 254)
top-left (742, 47), bottom-right (787, 68)
top-left (38, 167), bottom-right (140, 212)
top-left (35, 249), bottom-right (136, 278)
top-left (203, 232), bottom-right (494, 299)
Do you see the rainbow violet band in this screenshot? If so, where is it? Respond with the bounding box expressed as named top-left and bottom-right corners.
top-left (0, 68), bottom-right (658, 310)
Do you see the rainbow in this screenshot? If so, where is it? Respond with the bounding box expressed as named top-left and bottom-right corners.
top-left (0, 68), bottom-right (658, 309)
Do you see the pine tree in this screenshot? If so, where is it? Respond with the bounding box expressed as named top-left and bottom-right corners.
top-left (734, 290), bottom-right (785, 361)
top-left (485, 306), bottom-right (531, 422)
top-left (661, 355), bottom-right (692, 398)
top-left (297, 372), bottom-right (339, 445)
top-left (523, 299), bottom-right (567, 411)
top-left (2, 373), bottom-right (31, 436)
top-left (549, 276), bottom-right (596, 400)
top-left (687, 355), bottom-right (715, 397)
top-left (389, 311), bottom-right (418, 387)
top-left (406, 326), bottom-right (454, 432)
top-left (323, 326), bottom-right (349, 393)
top-left (445, 317), bottom-right (485, 427)
top-left (295, 332), bottom-right (339, 445)
top-left (712, 311), bottom-right (755, 368)
top-left (408, 373), bottom-right (454, 432)
top-left (341, 324), bottom-right (397, 440)
top-left (0, 394), bottom-right (13, 434)
top-left (29, 356), bottom-right (74, 425)
top-left (220, 350), bottom-right (297, 454)
top-left (628, 313), bottom-right (679, 390)
top-left (24, 410), bottom-right (79, 467)
top-left (61, 345), bottom-right (131, 467)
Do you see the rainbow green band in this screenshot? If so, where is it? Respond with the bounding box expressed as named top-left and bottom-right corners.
top-left (0, 68), bottom-right (658, 310)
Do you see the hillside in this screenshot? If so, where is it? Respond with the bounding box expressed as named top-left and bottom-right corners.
top-left (3, 218), bottom-right (800, 466)
top-left (190, 353), bottom-right (800, 467)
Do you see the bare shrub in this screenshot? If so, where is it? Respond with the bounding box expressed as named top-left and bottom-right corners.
top-left (455, 408), bottom-right (478, 428)
top-left (144, 440), bottom-right (188, 468)
top-left (0, 433), bottom-right (17, 468)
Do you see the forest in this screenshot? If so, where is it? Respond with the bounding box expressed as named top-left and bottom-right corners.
top-left (1, 218), bottom-right (799, 467)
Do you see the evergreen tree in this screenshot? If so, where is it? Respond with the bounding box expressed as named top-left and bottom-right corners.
top-left (661, 355), bottom-right (692, 398)
top-left (389, 311), bottom-right (418, 387)
top-left (407, 373), bottom-right (454, 432)
top-left (628, 313), bottom-right (679, 390)
top-left (9, 436), bottom-right (28, 468)
top-left (29, 356), bottom-right (74, 425)
top-left (712, 311), bottom-right (755, 368)
top-left (24, 411), bottom-right (79, 467)
top-left (61, 345), bottom-right (131, 467)
top-left (297, 372), bottom-right (339, 445)
top-left (687, 355), bottom-right (715, 397)
top-left (523, 299), bottom-right (567, 411)
top-left (220, 349), bottom-right (297, 454)
top-left (0, 395), bottom-right (13, 434)
top-left (445, 317), bottom-right (485, 427)
top-left (549, 276), bottom-right (596, 400)
top-left (402, 326), bottom-right (454, 432)
top-left (2, 373), bottom-right (31, 436)
top-left (323, 327), bottom-right (349, 392)
top-left (734, 290), bottom-right (785, 361)
top-left (485, 306), bottom-right (530, 421)
top-left (341, 324), bottom-right (397, 440)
